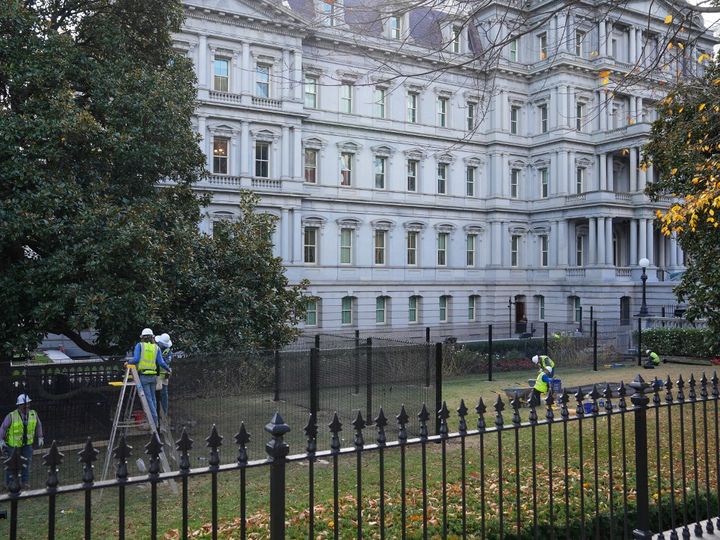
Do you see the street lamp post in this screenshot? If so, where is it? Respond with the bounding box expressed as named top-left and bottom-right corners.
top-left (638, 257), bottom-right (650, 317)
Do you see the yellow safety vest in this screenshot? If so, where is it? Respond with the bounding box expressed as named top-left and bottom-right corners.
top-left (534, 371), bottom-right (548, 393)
top-left (539, 355), bottom-right (555, 373)
top-left (138, 342), bottom-right (159, 375)
top-left (6, 410), bottom-right (37, 448)
top-left (158, 348), bottom-right (171, 377)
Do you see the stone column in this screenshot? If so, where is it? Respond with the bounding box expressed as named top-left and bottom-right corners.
top-left (606, 153), bottom-right (614, 192)
top-left (281, 126), bottom-right (290, 179)
top-left (292, 209), bottom-right (302, 263)
top-left (559, 151), bottom-right (568, 194)
top-left (491, 221), bottom-right (502, 265)
top-left (599, 20), bottom-right (607, 56)
top-left (198, 35), bottom-right (208, 88)
top-left (241, 42), bottom-right (251, 95)
top-left (292, 126), bottom-right (302, 180)
top-left (293, 50), bottom-right (303, 101)
top-left (647, 162), bottom-right (654, 185)
top-left (629, 146), bottom-right (638, 192)
top-left (559, 220), bottom-right (569, 266)
top-left (556, 85), bottom-right (566, 129)
top-left (658, 235), bottom-right (666, 268)
top-left (639, 218), bottom-right (647, 261)
top-left (591, 217), bottom-right (600, 265)
top-left (281, 50), bottom-right (290, 100)
top-left (646, 220), bottom-right (655, 266)
top-left (670, 234), bottom-right (678, 268)
top-left (568, 151), bottom-right (576, 193)
top-left (501, 223), bottom-right (510, 267)
top-left (240, 121), bottom-right (250, 177)
top-left (280, 208), bottom-right (290, 262)
top-left (637, 96), bottom-right (644, 122)
top-left (630, 219), bottom-right (638, 266)
top-left (551, 152), bottom-right (558, 196)
top-left (629, 27), bottom-right (637, 63)
top-left (567, 86), bottom-right (575, 128)
top-left (231, 129), bottom-right (241, 177)
top-left (598, 91), bottom-right (607, 131)
top-left (605, 217), bottom-right (613, 265)
top-left (552, 220), bottom-right (560, 266)
top-left (502, 153), bottom-right (509, 197)
top-left (599, 153), bottom-right (607, 190)
top-left (197, 115), bottom-right (208, 171)
top-left (629, 94), bottom-right (637, 124)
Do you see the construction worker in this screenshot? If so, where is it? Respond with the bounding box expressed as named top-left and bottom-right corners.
top-left (0, 394), bottom-right (43, 489)
top-left (530, 354), bottom-right (556, 406)
top-left (154, 333), bottom-right (173, 417)
top-left (644, 349), bottom-right (661, 369)
top-left (128, 328), bottom-right (171, 428)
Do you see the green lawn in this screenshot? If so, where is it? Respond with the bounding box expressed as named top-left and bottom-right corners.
top-left (1, 362), bottom-right (716, 539)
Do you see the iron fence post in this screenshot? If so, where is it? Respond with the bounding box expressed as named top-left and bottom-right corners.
top-left (354, 330), bottom-right (360, 394)
top-left (265, 413), bottom-right (290, 540)
top-left (435, 342), bottom-right (443, 435)
top-left (273, 350), bottom-right (280, 402)
top-left (544, 322), bottom-right (548, 356)
top-left (488, 325), bottom-right (493, 382)
top-left (309, 348), bottom-right (319, 420)
top-left (425, 327), bottom-right (431, 388)
top-left (593, 320), bottom-right (598, 372)
top-left (366, 338), bottom-right (373, 425)
top-left (630, 375), bottom-right (652, 540)
top-left (637, 317), bottom-right (642, 367)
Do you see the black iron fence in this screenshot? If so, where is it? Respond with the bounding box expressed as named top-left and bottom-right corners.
top-left (2, 372), bottom-right (719, 539)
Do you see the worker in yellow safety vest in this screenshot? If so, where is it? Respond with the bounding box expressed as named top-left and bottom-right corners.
top-left (128, 328), bottom-right (172, 427)
top-left (530, 355), bottom-right (556, 406)
top-left (0, 394), bottom-right (43, 489)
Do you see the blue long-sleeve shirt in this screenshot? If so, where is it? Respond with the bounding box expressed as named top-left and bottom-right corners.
top-left (129, 342), bottom-right (171, 372)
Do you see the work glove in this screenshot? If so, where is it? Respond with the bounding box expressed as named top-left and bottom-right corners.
top-left (38, 437), bottom-right (44, 447)
top-left (0, 440), bottom-right (6, 450)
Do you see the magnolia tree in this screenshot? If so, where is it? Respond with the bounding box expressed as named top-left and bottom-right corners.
top-left (0, 1), bottom-right (306, 356)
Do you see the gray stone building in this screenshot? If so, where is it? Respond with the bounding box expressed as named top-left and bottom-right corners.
top-left (172, 0), bottom-right (715, 337)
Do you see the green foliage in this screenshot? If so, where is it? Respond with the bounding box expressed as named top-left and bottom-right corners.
top-left (0, 1), bottom-right (306, 356)
top-left (641, 327), bottom-right (715, 357)
top-left (644, 57), bottom-right (720, 352)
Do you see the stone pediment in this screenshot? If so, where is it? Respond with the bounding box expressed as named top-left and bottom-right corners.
top-left (185, 0), bottom-right (310, 27)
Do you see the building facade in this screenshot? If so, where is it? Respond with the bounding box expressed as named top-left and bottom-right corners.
top-left (173, 0), bottom-right (715, 337)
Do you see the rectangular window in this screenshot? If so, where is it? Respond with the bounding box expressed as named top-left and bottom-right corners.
top-left (304, 227), bottom-right (318, 264)
top-left (340, 152), bottom-right (352, 186)
top-left (466, 166), bottom-right (476, 197)
top-left (539, 104), bottom-right (548, 133)
top-left (213, 58), bottom-right (229, 92)
top-left (437, 97), bottom-right (448, 127)
top-left (374, 87), bottom-right (386, 118)
top-left (321, 0), bottom-right (336, 26)
top-left (540, 168), bottom-right (548, 198)
top-left (574, 297), bottom-right (582, 323)
top-left (374, 230), bottom-right (386, 265)
top-left (304, 148), bottom-right (318, 184)
top-left (452, 26), bottom-right (462, 53)
top-left (407, 93), bottom-right (418, 123)
top-left (305, 299), bottom-right (318, 326)
top-left (340, 228), bottom-right (353, 264)
top-left (539, 33), bottom-right (548, 60)
top-left (341, 297), bottom-right (353, 325)
top-left (437, 233), bottom-right (448, 266)
top-left (407, 160), bottom-right (418, 192)
top-left (511, 169), bottom-right (520, 199)
top-left (466, 102), bottom-right (476, 131)
top-left (576, 236), bottom-right (584, 266)
top-left (255, 142), bottom-right (269, 178)
top-left (611, 38), bottom-right (618, 59)
top-left (576, 168), bottom-right (585, 194)
top-left (374, 156), bottom-right (386, 189)
top-left (437, 163), bottom-right (448, 194)
top-left (509, 38), bottom-right (518, 62)
top-left (256, 64), bottom-right (270, 97)
top-left (538, 296), bottom-right (545, 320)
top-left (439, 295), bottom-right (449, 322)
top-left (340, 84), bottom-right (353, 113)
top-left (407, 231), bottom-right (418, 266)
top-left (510, 106), bottom-right (520, 134)
top-left (408, 296), bottom-right (418, 323)
top-left (376, 297), bottom-right (387, 324)
top-left (390, 16), bottom-right (402, 39)
top-left (576, 102), bottom-right (585, 131)
top-left (212, 138), bottom-right (229, 175)
top-left (466, 234), bottom-right (476, 267)
top-left (304, 76), bottom-right (318, 108)
top-left (540, 235), bottom-right (549, 267)
top-left (511, 235), bottom-right (520, 267)
top-left (468, 296), bottom-right (477, 321)
top-left (575, 30), bottom-right (585, 56)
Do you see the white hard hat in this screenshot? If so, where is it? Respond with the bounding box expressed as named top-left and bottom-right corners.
top-left (141, 328), bottom-right (154, 337)
top-left (155, 333), bottom-right (172, 348)
top-left (532, 355), bottom-right (539, 364)
top-left (646, 349), bottom-right (651, 355)
top-left (16, 394), bottom-right (31, 406)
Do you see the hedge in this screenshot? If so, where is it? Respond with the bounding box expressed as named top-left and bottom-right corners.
top-left (640, 328), bottom-right (716, 357)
